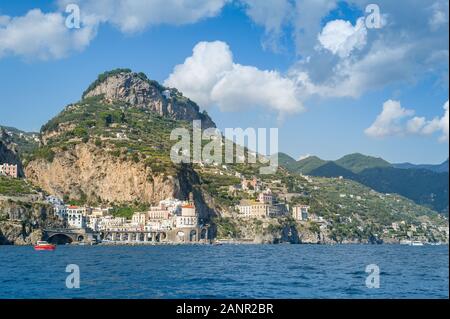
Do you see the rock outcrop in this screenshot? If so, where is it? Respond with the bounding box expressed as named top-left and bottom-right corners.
top-left (83, 70), bottom-right (215, 128)
top-left (0, 200), bottom-right (63, 245)
top-left (0, 128), bottom-right (24, 177)
top-left (26, 143), bottom-right (182, 205)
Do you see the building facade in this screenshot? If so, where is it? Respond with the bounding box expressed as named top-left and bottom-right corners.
top-left (0, 163), bottom-right (18, 178)
top-left (292, 205), bottom-right (310, 221)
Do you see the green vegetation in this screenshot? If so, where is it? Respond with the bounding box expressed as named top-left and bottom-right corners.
top-left (111, 203), bottom-right (149, 219)
top-left (335, 153), bottom-right (392, 173)
top-left (279, 152), bottom-right (449, 214)
top-left (214, 216), bottom-right (241, 239)
top-left (0, 176), bottom-right (34, 196)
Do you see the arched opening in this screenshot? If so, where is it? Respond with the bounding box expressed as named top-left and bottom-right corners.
top-left (47, 234), bottom-right (73, 245)
top-left (77, 235), bottom-right (84, 242)
top-left (160, 232), bottom-right (167, 241)
top-left (189, 230), bottom-right (197, 242)
top-left (200, 228), bottom-right (207, 240)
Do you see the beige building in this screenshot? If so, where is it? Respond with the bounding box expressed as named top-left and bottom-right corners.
top-left (132, 212), bottom-right (148, 226)
top-left (236, 200), bottom-right (270, 218)
top-left (176, 204), bottom-right (198, 228)
top-left (258, 189), bottom-right (273, 204)
top-left (292, 205), bottom-right (310, 221)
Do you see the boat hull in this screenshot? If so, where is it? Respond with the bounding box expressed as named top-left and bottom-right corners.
top-left (34, 245), bottom-right (56, 251)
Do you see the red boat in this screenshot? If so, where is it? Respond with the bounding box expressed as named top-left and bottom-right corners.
top-left (34, 241), bottom-right (56, 251)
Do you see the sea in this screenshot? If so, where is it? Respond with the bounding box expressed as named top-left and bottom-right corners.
top-left (0, 244), bottom-right (448, 299)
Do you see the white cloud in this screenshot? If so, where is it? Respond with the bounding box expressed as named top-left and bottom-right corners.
top-left (366, 100), bottom-right (449, 142)
top-left (58, 0), bottom-right (228, 33)
top-left (429, 1), bottom-right (449, 31)
top-left (239, 0), bottom-right (293, 51)
top-left (421, 101), bottom-right (449, 142)
top-left (242, 0), bottom-right (449, 100)
top-left (164, 41), bottom-right (304, 114)
top-left (365, 100), bottom-right (414, 138)
top-left (0, 9), bottom-right (97, 60)
top-left (317, 17), bottom-right (367, 58)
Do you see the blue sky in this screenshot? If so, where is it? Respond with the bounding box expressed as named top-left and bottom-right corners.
top-left (0, 0), bottom-right (448, 164)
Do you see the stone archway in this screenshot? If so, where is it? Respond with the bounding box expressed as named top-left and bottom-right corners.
top-left (200, 228), bottom-right (208, 240)
top-left (77, 235), bottom-right (84, 242)
top-left (47, 234), bottom-right (73, 245)
top-left (189, 230), bottom-right (197, 242)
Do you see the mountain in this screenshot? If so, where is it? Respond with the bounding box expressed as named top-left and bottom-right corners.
top-left (2, 68), bottom-right (448, 244)
top-left (335, 153), bottom-right (391, 173)
top-left (393, 159), bottom-right (449, 173)
top-left (290, 156), bottom-right (328, 174)
top-left (277, 152), bottom-right (297, 168)
top-left (82, 69), bottom-right (215, 128)
top-left (23, 69), bottom-right (219, 219)
top-left (309, 161), bottom-right (357, 179)
top-left (357, 167), bottom-right (449, 213)
top-left (279, 153), bottom-right (449, 214)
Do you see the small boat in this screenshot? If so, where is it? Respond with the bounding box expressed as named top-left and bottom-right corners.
top-left (411, 241), bottom-right (424, 246)
top-left (34, 241), bottom-right (56, 251)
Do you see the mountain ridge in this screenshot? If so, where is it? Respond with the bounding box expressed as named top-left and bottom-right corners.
top-left (277, 152), bottom-right (449, 214)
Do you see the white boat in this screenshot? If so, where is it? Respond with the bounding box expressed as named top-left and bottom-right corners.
top-left (400, 240), bottom-right (424, 246)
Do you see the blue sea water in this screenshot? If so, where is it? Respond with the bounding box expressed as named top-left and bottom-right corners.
top-left (0, 245), bottom-right (448, 299)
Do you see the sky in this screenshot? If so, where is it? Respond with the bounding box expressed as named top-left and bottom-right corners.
top-left (0, 0), bottom-right (448, 164)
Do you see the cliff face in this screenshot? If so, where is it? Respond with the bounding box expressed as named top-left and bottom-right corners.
top-left (0, 200), bottom-right (63, 245)
top-left (25, 143), bottom-right (182, 205)
top-left (83, 70), bottom-right (215, 128)
top-left (0, 129), bottom-right (24, 177)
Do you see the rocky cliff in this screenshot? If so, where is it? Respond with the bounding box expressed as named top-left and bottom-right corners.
top-left (0, 200), bottom-right (63, 245)
top-left (26, 143), bottom-right (181, 205)
top-left (83, 69), bottom-right (215, 128)
top-left (0, 128), bottom-right (24, 177)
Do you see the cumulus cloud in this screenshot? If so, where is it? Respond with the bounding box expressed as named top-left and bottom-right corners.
top-left (421, 101), bottom-right (449, 142)
top-left (317, 17), bottom-right (367, 58)
top-left (365, 100), bottom-right (449, 142)
top-left (365, 100), bottom-right (414, 138)
top-left (164, 41), bottom-right (304, 114)
top-left (242, 0), bottom-right (449, 100)
top-left (0, 1), bottom-right (228, 60)
top-left (0, 9), bottom-right (97, 60)
top-left (58, 0), bottom-right (228, 33)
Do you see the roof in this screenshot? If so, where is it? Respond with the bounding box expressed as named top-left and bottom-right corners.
top-left (182, 204), bottom-right (194, 209)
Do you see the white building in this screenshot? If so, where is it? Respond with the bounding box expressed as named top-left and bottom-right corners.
top-left (46, 195), bottom-right (64, 206)
top-left (54, 204), bottom-right (68, 220)
top-left (67, 206), bottom-right (87, 228)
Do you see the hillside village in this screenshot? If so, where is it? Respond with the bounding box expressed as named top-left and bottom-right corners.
top-left (1, 70), bottom-right (449, 245)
